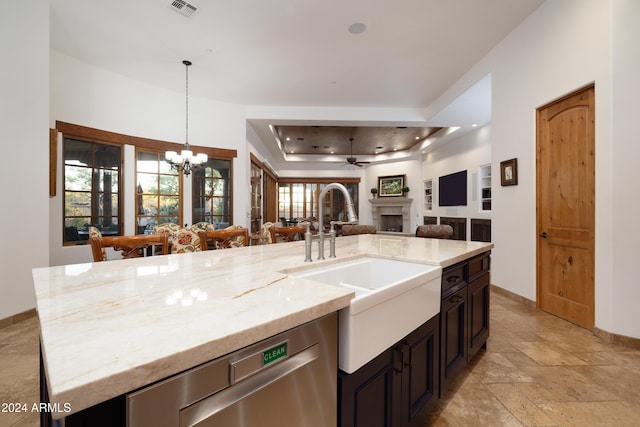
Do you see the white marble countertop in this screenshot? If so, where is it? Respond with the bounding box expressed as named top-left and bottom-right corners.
top-left (33, 234), bottom-right (492, 418)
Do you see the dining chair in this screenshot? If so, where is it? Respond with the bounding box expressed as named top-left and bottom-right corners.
top-left (341, 224), bottom-right (377, 236)
top-left (260, 222), bottom-right (276, 244)
top-left (89, 233), bottom-right (169, 262)
top-left (190, 222), bottom-right (215, 232)
top-left (415, 224), bottom-right (453, 239)
top-left (170, 228), bottom-right (202, 254)
top-left (153, 223), bottom-right (181, 243)
top-left (198, 228), bottom-right (249, 250)
top-left (268, 225), bottom-right (306, 243)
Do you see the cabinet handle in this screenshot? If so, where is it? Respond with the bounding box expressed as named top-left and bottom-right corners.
top-left (393, 346), bottom-right (403, 374)
top-left (539, 231), bottom-right (548, 238)
top-left (446, 275), bottom-right (460, 283)
top-left (449, 295), bottom-right (463, 303)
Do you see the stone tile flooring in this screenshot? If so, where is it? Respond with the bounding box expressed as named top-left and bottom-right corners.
top-left (1, 291), bottom-right (639, 426)
top-left (0, 315), bottom-right (39, 426)
top-left (427, 292), bottom-right (640, 426)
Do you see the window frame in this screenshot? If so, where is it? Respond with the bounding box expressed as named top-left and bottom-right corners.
top-left (56, 121), bottom-right (238, 243)
top-left (135, 147), bottom-right (184, 234)
top-left (277, 178), bottom-right (360, 222)
top-left (63, 137), bottom-right (123, 245)
top-left (191, 158), bottom-right (233, 229)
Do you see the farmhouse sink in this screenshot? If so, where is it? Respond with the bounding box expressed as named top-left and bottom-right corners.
top-left (288, 256), bottom-right (442, 373)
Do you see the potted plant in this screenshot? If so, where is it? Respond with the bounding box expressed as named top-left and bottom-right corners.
top-left (370, 187), bottom-right (378, 198)
top-left (401, 186), bottom-right (410, 196)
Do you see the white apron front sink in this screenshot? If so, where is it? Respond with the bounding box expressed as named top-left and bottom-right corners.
top-left (288, 256), bottom-right (442, 373)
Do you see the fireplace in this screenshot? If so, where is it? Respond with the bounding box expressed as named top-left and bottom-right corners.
top-left (369, 198), bottom-right (413, 234)
top-left (380, 215), bottom-right (403, 232)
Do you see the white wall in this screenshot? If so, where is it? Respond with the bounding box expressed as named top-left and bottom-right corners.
top-left (421, 125), bottom-right (492, 232)
top-left (49, 52), bottom-right (249, 266)
top-left (489, 0), bottom-right (613, 308)
top-left (0, 0), bottom-right (50, 319)
top-left (428, 0), bottom-right (639, 338)
top-left (610, 0), bottom-right (640, 338)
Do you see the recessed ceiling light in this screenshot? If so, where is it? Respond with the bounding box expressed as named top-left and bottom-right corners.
top-left (415, 137), bottom-right (420, 140)
top-left (393, 148), bottom-right (398, 151)
top-left (286, 137), bottom-right (290, 141)
top-left (348, 22), bottom-right (366, 34)
top-left (472, 123), bottom-right (478, 127)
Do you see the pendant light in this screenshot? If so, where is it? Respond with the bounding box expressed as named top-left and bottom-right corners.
top-left (165, 60), bottom-right (207, 176)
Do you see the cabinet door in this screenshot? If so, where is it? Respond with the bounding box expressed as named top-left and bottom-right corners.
top-left (400, 315), bottom-right (439, 427)
top-left (339, 347), bottom-right (402, 427)
top-left (468, 272), bottom-right (490, 361)
top-left (440, 287), bottom-right (468, 395)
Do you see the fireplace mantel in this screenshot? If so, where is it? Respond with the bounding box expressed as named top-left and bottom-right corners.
top-left (369, 197), bottom-right (413, 233)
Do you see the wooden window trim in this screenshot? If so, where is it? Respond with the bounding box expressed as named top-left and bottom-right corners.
top-left (277, 177), bottom-right (360, 184)
top-left (192, 158), bottom-right (233, 227)
top-left (49, 128), bottom-right (57, 197)
top-left (56, 121), bottom-right (238, 159)
top-left (63, 138), bottom-right (123, 245)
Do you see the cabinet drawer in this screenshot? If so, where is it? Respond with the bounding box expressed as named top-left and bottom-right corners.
top-left (468, 252), bottom-right (490, 281)
top-left (442, 264), bottom-right (466, 298)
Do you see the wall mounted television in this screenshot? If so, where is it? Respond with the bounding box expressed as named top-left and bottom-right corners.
top-left (439, 170), bottom-right (467, 206)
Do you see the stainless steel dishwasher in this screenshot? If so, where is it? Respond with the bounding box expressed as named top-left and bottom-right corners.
top-left (126, 313), bottom-right (337, 427)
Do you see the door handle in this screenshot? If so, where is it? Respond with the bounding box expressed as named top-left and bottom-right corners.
top-left (539, 231), bottom-right (548, 238)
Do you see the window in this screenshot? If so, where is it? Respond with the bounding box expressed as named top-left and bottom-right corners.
top-left (277, 180), bottom-right (359, 222)
top-left (57, 121), bottom-right (238, 241)
top-left (192, 158), bottom-right (232, 228)
top-left (136, 150), bottom-right (181, 233)
top-left (63, 138), bottom-right (122, 244)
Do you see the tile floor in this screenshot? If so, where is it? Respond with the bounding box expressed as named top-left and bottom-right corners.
top-left (1, 291), bottom-right (639, 426)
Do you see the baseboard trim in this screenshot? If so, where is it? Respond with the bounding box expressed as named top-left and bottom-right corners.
top-left (490, 284), bottom-right (536, 308)
top-left (593, 327), bottom-right (640, 350)
top-left (491, 284), bottom-right (640, 350)
top-left (0, 308), bottom-right (37, 330)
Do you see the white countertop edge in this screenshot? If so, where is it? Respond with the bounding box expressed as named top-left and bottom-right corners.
top-left (36, 235), bottom-right (493, 418)
top-left (43, 292), bottom-right (353, 419)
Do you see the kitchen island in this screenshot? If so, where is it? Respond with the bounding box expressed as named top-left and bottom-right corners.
top-left (34, 234), bottom-right (493, 424)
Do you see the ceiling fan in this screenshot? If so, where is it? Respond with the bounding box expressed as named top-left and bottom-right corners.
top-left (342, 137), bottom-right (370, 167)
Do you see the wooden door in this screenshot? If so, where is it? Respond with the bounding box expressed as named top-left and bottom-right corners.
top-left (536, 85), bottom-right (595, 329)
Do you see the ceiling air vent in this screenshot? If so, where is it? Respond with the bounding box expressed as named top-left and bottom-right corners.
top-left (170, 0), bottom-right (198, 18)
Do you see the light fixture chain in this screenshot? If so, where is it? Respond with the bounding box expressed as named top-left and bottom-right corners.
top-left (166, 59), bottom-right (204, 177)
top-left (185, 60), bottom-right (189, 147)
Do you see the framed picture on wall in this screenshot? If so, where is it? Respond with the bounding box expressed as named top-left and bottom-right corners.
top-left (500, 158), bottom-right (518, 186)
top-left (378, 175), bottom-right (405, 197)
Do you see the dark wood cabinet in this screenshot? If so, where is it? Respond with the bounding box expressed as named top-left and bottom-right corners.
top-left (467, 252), bottom-right (490, 360)
top-left (439, 251), bottom-right (490, 395)
top-left (339, 315), bottom-right (440, 427)
top-left (470, 218), bottom-right (491, 242)
top-left (440, 286), bottom-right (468, 393)
top-left (339, 346), bottom-right (401, 427)
top-left (423, 216), bottom-right (437, 225)
top-left (439, 217), bottom-right (466, 241)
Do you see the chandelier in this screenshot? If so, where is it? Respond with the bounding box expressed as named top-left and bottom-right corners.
top-left (165, 60), bottom-right (207, 176)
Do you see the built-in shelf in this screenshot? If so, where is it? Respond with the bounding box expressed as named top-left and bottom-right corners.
top-left (424, 179), bottom-right (433, 211)
top-left (479, 164), bottom-right (491, 212)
